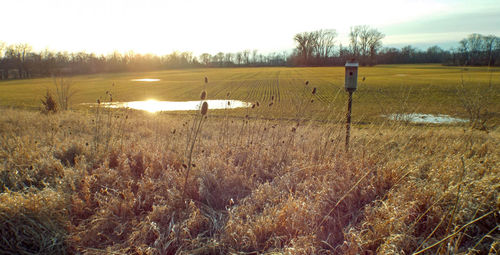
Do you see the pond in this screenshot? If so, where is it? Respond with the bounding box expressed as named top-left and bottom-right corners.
top-left (130, 78), bottom-right (160, 82)
top-left (99, 99), bottom-right (251, 113)
top-left (386, 113), bottom-right (468, 124)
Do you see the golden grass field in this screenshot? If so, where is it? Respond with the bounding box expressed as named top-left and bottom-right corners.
top-left (0, 64), bottom-right (499, 254)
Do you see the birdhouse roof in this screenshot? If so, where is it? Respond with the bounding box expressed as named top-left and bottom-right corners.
top-left (345, 62), bottom-right (359, 67)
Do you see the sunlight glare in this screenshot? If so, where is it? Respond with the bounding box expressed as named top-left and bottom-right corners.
top-left (131, 78), bottom-right (161, 82)
top-left (102, 100), bottom-right (251, 113)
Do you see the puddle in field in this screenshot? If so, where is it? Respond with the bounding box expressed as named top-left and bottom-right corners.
top-left (386, 113), bottom-right (468, 124)
top-left (94, 99), bottom-right (251, 113)
top-left (395, 74), bottom-right (407, 77)
top-left (131, 78), bottom-right (160, 82)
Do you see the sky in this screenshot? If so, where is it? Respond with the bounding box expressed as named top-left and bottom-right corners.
top-left (1, 0), bottom-right (499, 55)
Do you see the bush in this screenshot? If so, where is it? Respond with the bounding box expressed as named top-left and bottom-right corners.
top-left (41, 90), bottom-right (58, 113)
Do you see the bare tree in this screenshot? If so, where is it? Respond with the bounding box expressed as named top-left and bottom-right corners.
top-left (235, 52), bottom-right (242, 65)
top-left (294, 31), bottom-right (318, 65)
top-left (53, 75), bottom-right (76, 111)
top-left (215, 52), bottom-right (225, 66)
top-left (243, 50), bottom-right (250, 65)
top-left (349, 25), bottom-right (384, 65)
top-left (199, 53), bottom-right (211, 66)
top-left (314, 29), bottom-right (337, 63)
top-left (224, 53), bottom-right (234, 66)
top-left (294, 29), bottom-right (338, 65)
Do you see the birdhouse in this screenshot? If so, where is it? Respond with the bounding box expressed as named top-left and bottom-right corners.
top-left (345, 61), bottom-right (359, 92)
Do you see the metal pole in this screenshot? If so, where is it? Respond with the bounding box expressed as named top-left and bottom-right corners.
top-left (345, 90), bottom-right (353, 151)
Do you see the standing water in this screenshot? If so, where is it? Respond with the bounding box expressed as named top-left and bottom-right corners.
top-left (98, 99), bottom-right (251, 113)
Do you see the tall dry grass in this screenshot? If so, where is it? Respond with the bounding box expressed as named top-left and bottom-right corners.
top-left (0, 104), bottom-right (498, 254)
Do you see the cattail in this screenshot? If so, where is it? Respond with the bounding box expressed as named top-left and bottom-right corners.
top-left (312, 87), bottom-right (317, 95)
top-left (311, 99), bottom-right (314, 103)
top-left (252, 104), bottom-right (256, 109)
top-left (200, 90), bottom-right (207, 100)
top-left (204, 77), bottom-right (208, 83)
top-left (256, 101), bottom-right (260, 107)
top-left (228, 101), bottom-right (231, 106)
top-left (362, 76), bottom-right (366, 81)
top-left (97, 99), bottom-right (101, 105)
top-left (305, 81), bottom-right (309, 85)
top-left (271, 95), bottom-right (275, 101)
top-left (245, 114), bottom-right (249, 119)
top-left (201, 101), bottom-right (208, 115)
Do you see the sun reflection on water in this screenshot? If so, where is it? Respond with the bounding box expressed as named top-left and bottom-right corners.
top-left (130, 78), bottom-right (160, 82)
top-left (102, 99), bottom-right (251, 113)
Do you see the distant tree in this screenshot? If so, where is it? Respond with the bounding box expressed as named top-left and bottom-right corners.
top-left (314, 29), bottom-right (337, 63)
top-left (199, 53), bottom-right (211, 66)
top-left (458, 33), bottom-right (500, 66)
top-left (235, 52), bottom-right (243, 65)
top-left (215, 52), bottom-right (225, 66)
top-left (482, 35), bottom-right (499, 66)
top-left (224, 53), bottom-right (234, 66)
top-left (426, 46), bottom-right (446, 63)
top-left (243, 50), bottom-right (250, 65)
top-left (349, 25), bottom-right (384, 65)
top-left (293, 31), bottom-right (318, 65)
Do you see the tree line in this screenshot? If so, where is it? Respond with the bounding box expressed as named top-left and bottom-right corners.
top-left (1, 28), bottom-right (499, 80)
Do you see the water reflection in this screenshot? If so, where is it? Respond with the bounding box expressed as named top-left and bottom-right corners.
top-left (386, 113), bottom-right (467, 124)
top-left (131, 78), bottom-right (160, 82)
top-left (102, 99), bottom-right (251, 113)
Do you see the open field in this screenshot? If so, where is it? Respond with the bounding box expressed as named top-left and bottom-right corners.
top-left (1, 64), bottom-right (499, 124)
top-left (1, 65), bottom-right (499, 254)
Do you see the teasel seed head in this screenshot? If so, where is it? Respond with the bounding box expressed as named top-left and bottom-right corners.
top-left (200, 90), bottom-right (207, 100)
top-left (201, 101), bottom-right (208, 115)
top-left (312, 87), bottom-right (317, 95)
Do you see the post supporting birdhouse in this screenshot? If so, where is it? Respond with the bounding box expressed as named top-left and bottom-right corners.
top-left (344, 61), bottom-right (359, 151)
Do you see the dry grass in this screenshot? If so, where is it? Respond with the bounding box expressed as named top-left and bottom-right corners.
top-left (0, 106), bottom-right (498, 254)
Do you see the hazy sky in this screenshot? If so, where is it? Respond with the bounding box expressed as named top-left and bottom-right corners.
top-left (1, 0), bottom-right (499, 55)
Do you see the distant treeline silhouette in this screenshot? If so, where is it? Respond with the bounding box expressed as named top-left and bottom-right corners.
top-left (0, 31), bottom-right (498, 80)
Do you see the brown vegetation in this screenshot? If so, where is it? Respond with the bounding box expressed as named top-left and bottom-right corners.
top-left (0, 106), bottom-right (498, 254)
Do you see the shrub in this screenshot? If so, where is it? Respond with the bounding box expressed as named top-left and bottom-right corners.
top-left (41, 90), bottom-right (58, 113)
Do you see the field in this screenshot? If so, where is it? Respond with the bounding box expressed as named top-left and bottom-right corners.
top-left (1, 64), bottom-right (499, 123)
top-left (0, 65), bottom-right (499, 254)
